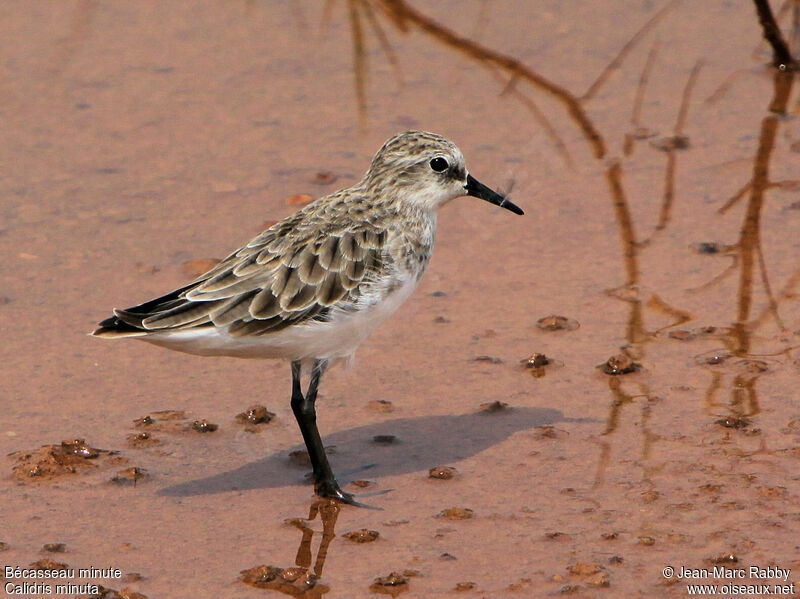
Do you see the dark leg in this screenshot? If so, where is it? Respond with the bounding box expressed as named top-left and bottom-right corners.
top-left (290, 359), bottom-right (354, 503)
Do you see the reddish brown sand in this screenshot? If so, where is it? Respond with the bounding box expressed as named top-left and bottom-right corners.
top-left (2, 2), bottom-right (800, 597)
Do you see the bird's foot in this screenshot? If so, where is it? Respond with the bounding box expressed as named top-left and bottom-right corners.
top-left (314, 478), bottom-right (390, 509)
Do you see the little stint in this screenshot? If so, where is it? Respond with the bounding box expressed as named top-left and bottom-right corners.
top-left (93, 130), bottom-right (523, 505)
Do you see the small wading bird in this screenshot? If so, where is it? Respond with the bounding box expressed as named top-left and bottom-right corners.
top-left (93, 130), bottom-right (523, 506)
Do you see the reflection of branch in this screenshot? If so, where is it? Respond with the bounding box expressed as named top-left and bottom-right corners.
top-left (633, 42), bottom-right (659, 130)
top-left (376, 0), bottom-right (606, 157)
top-left (606, 162), bottom-right (639, 286)
top-left (647, 293), bottom-right (692, 334)
top-left (751, 266), bottom-right (800, 327)
top-left (360, 0), bottom-right (404, 84)
top-left (349, 1), bottom-right (368, 130)
top-left (582, 0), bottom-right (679, 101)
top-left (752, 0), bottom-right (796, 68)
top-left (497, 75), bottom-right (573, 167)
top-left (675, 61), bottom-right (702, 135)
top-left (731, 376), bottom-right (760, 416)
top-left (704, 70), bottom-right (745, 106)
top-left (755, 237), bottom-right (784, 330)
top-left (731, 69), bottom-right (795, 352)
top-left (594, 377), bottom-right (655, 486)
top-left (703, 372), bottom-right (723, 414)
top-left (639, 61), bottom-right (702, 247)
top-left (718, 182), bottom-right (752, 214)
top-left (48, 0), bottom-right (96, 75)
top-left (624, 42), bottom-right (660, 156)
top-left (687, 254), bottom-right (739, 293)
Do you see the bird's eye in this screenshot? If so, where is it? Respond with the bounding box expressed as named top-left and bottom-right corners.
top-left (429, 157), bottom-right (449, 172)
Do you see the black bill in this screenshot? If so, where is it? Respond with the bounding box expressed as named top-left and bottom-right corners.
top-left (464, 174), bottom-right (524, 215)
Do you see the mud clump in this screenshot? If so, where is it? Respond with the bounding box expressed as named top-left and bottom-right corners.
top-left (708, 554), bottom-right (738, 565)
top-left (289, 447), bottom-right (335, 467)
top-left (668, 329), bottom-right (695, 341)
top-left (370, 571), bottom-right (409, 596)
top-left (126, 432), bottom-right (160, 448)
top-left (521, 352), bottom-right (556, 378)
top-left (111, 467), bottom-right (149, 486)
top-left (651, 134), bottom-right (690, 151)
top-left (235, 405), bottom-right (275, 427)
top-left (473, 355), bottom-right (503, 364)
top-left (740, 359), bottom-right (769, 374)
top-left (437, 507), bottom-right (474, 520)
top-left (191, 419), bottom-right (218, 433)
top-left (479, 400), bottom-right (508, 413)
top-left (288, 450), bottom-right (311, 467)
top-left (350, 479), bottom-right (374, 488)
top-left (366, 399), bottom-right (394, 412)
top-left (690, 241), bottom-right (727, 254)
top-left (559, 583), bottom-right (581, 594)
top-left (10, 439), bottom-right (118, 481)
top-left (440, 552), bottom-right (457, 561)
top-left (372, 435), bottom-right (397, 444)
top-left (757, 486), bottom-right (786, 498)
top-left (532, 425), bottom-right (566, 440)
top-left (567, 563), bottom-right (600, 576)
top-left (536, 315), bottom-right (579, 331)
top-left (133, 410), bottom-right (193, 433)
top-left (311, 171), bottom-right (337, 185)
top-left (428, 465), bottom-right (456, 480)
top-left (522, 353), bottom-right (551, 368)
top-left (240, 565), bottom-right (326, 594)
top-left (716, 416), bottom-right (751, 430)
top-left (641, 490), bottom-right (659, 503)
top-left (638, 536), bottom-right (656, 546)
top-left (28, 558), bottom-right (70, 572)
top-left (598, 354), bottom-right (640, 375)
top-left (343, 529), bottom-right (380, 543)
top-left (694, 350), bottom-right (731, 367)
top-left (76, 586), bottom-right (148, 598)
top-left (567, 563), bottom-right (610, 588)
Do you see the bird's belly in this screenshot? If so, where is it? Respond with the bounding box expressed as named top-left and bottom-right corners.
top-left (138, 275), bottom-right (420, 363)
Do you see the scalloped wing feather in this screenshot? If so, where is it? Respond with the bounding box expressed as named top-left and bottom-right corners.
top-left (96, 221), bottom-right (392, 339)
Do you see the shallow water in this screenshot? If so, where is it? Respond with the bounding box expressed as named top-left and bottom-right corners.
top-left (2, 1), bottom-right (800, 597)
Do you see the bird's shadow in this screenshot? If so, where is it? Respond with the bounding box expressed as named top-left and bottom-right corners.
top-left (159, 406), bottom-right (574, 497)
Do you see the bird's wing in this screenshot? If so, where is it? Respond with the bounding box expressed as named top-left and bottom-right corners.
top-left (94, 219), bottom-right (391, 338)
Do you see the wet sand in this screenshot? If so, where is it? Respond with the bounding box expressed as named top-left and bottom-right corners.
top-left (2, 1), bottom-right (799, 597)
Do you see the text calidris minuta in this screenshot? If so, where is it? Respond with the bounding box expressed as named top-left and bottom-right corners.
top-left (93, 130), bottom-right (524, 506)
